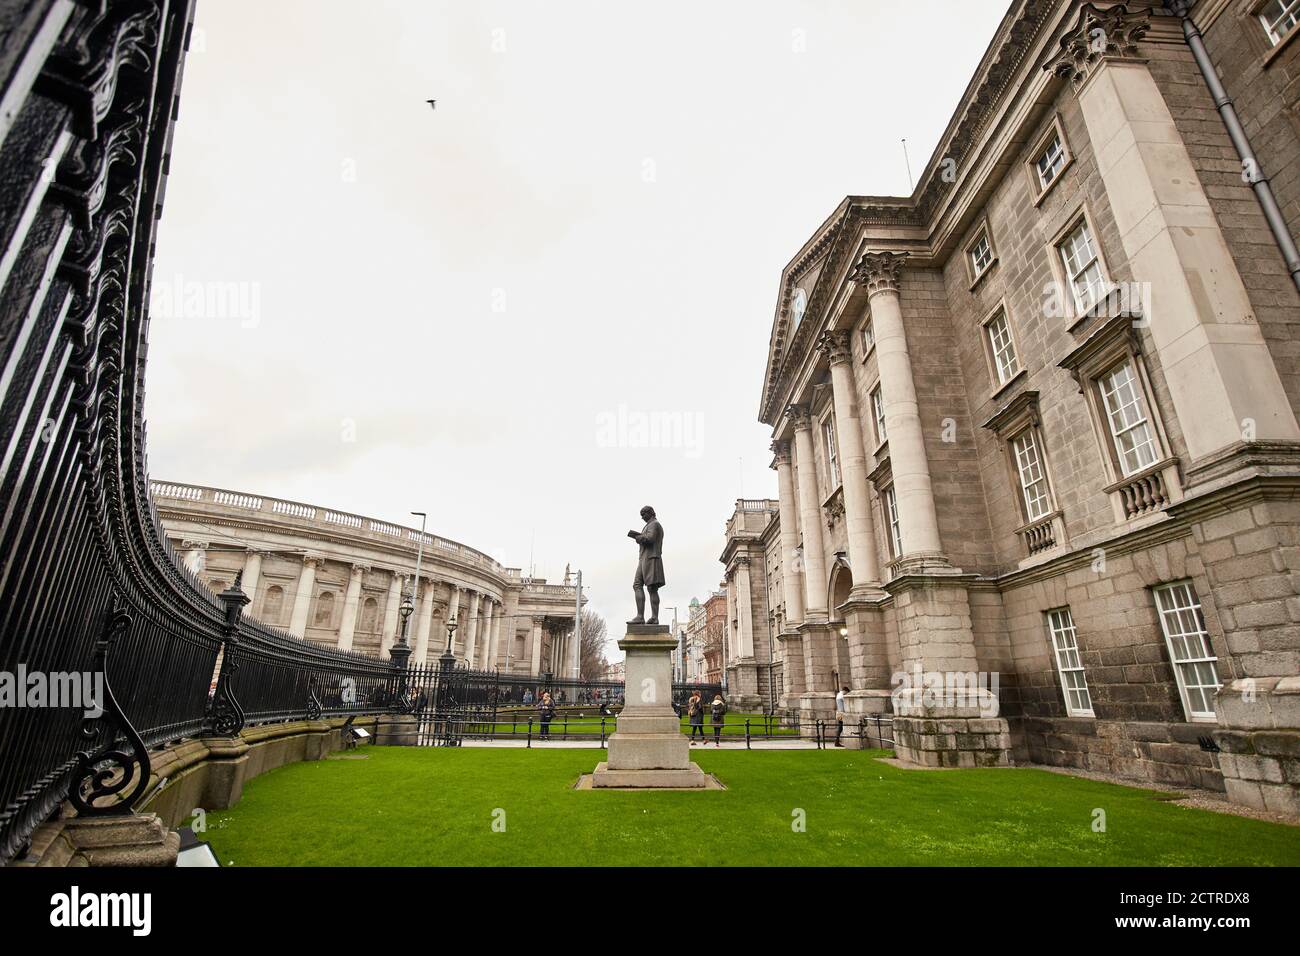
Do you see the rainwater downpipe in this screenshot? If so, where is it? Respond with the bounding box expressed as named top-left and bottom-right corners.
top-left (1167, 0), bottom-right (1300, 293)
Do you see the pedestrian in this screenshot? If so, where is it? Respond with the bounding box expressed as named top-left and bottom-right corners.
top-left (710, 693), bottom-right (727, 747)
top-left (835, 685), bottom-right (849, 747)
top-left (687, 690), bottom-right (705, 745)
top-left (523, 687), bottom-right (534, 706)
top-left (538, 691), bottom-right (556, 740)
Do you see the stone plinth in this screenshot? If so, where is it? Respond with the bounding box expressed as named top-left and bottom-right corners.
top-left (592, 624), bottom-right (709, 789)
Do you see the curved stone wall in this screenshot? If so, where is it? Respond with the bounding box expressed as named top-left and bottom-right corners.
top-left (152, 481), bottom-right (581, 675)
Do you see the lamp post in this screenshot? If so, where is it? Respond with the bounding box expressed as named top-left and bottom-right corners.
top-left (437, 617), bottom-right (459, 746)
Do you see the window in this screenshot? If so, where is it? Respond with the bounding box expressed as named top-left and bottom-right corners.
top-left (1035, 131), bottom-right (1067, 190)
top-left (1259, 0), bottom-right (1299, 44)
top-left (1046, 609), bottom-right (1093, 716)
top-left (862, 321), bottom-right (875, 352)
top-left (1058, 218), bottom-right (1107, 315)
top-left (871, 385), bottom-right (887, 445)
top-left (313, 590), bottom-right (335, 627)
top-left (262, 584), bottom-right (285, 624)
top-left (1099, 359), bottom-right (1160, 475)
top-left (823, 416), bottom-right (841, 488)
top-left (969, 230), bottom-right (994, 278)
top-left (360, 596), bottom-right (379, 632)
top-left (884, 486), bottom-right (903, 557)
top-left (986, 309), bottom-right (1020, 387)
top-left (1154, 582), bottom-right (1222, 721)
top-left (1012, 429), bottom-right (1052, 521)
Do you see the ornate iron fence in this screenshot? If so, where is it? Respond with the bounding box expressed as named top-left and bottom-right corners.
top-left (0, 0), bottom-right (407, 865)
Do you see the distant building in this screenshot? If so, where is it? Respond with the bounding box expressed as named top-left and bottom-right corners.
top-left (153, 480), bottom-right (579, 676)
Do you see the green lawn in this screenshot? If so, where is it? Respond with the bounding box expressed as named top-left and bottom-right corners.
top-left (203, 746), bottom-right (1300, 867)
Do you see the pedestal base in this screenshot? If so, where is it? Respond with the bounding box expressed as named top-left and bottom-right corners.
top-left (590, 624), bottom-right (711, 789)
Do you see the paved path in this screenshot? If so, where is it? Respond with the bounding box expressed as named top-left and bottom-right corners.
top-left (458, 738), bottom-right (825, 750)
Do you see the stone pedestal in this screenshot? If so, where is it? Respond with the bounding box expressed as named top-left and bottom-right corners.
top-left (592, 624), bottom-right (709, 788)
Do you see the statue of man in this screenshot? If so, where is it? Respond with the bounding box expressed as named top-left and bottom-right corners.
top-left (628, 505), bottom-right (665, 624)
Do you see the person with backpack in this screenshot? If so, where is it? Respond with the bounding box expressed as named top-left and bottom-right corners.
top-left (686, 690), bottom-right (705, 745)
top-left (710, 693), bottom-right (727, 747)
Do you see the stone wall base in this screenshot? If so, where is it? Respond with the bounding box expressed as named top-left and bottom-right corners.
top-left (894, 716), bottom-right (1012, 768)
top-left (1023, 716), bottom-right (1221, 791)
top-left (1213, 677), bottom-right (1300, 814)
top-left (16, 814), bottom-right (178, 867)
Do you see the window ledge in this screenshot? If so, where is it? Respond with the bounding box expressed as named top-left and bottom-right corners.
top-left (968, 256), bottom-right (999, 292)
top-left (1263, 25), bottom-right (1300, 69)
top-left (990, 366), bottom-right (1029, 402)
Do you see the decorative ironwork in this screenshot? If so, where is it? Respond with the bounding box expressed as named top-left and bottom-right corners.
top-left (67, 595), bottom-right (151, 816)
top-left (306, 683), bottom-right (323, 721)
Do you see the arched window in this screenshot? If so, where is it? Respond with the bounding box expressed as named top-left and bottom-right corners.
top-left (360, 597), bottom-right (379, 633)
top-left (262, 585), bottom-right (285, 624)
top-left (313, 590), bottom-right (335, 628)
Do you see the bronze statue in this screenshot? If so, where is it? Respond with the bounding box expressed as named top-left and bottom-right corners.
top-left (628, 505), bottom-right (664, 624)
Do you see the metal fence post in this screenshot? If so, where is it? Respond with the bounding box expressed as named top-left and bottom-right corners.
top-left (527, 716), bottom-right (533, 748)
top-left (745, 718), bottom-right (751, 750)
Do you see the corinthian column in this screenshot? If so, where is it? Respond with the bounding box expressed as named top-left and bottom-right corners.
top-left (379, 571), bottom-right (404, 659)
top-left (337, 563), bottom-right (366, 651)
top-left (481, 599), bottom-right (496, 669)
top-left (818, 329), bottom-right (881, 588)
top-left (530, 617), bottom-right (544, 676)
top-left (735, 557), bottom-right (755, 658)
top-left (413, 578), bottom-right (436, 665)
top-left (849, 252), bottom-right (943, 561)
top-left (240, 550), bottom-right (263, 606)
top-left (787, 404), bottom-right (829, 617)
top-left (770, 440), bottom-right (805, 626)
top-left (288, 555), bottom-right (319, 637)
top-left (463, 591), bottom-right (481, 665)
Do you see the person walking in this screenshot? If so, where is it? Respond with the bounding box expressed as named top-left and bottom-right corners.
top-left (835, 685), bottom-right (849, 747)
top-left (686, 690), bottom-right (705, 745)
top-left (710, 693), bottom-right (727, 747)
top-left (537, 691), bottom-right (556, 740)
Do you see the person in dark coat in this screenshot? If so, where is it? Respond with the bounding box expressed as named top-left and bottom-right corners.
top-left (537, 691), bottom-right (556, 740)
top-left (686, 690), bottom-right (706, 745)
top-left (710, 693), bottom-right (727, 747)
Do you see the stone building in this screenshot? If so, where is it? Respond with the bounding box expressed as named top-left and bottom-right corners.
top-left (751, 0), bottom-right (1300, 811)
top-left (721, 500), bottom-right (785, 710)
top-left (683, 591), bottom-right (728, 684)
top-left (152, 480), bottom-right (581, 676)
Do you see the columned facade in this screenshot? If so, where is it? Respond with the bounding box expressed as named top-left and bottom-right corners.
top-left (740, 0), bottom-right (1300, 803)
top-left (154, 481), bottom-right (580, 676)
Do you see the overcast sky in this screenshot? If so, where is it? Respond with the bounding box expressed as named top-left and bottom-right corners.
top-left (145, 0), bottom-right (1008, 647)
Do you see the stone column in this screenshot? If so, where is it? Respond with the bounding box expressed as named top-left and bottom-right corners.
top-left (770, 440), bottom-right (805, 627)
top-left (379, 571), bottom-right (404, 659)
top-left (413, 579), bottom-right (437, 666)
top-left (736, 559), bottom-right (755, 658)
top-left (787, 404), bottom-right (829, 616)
top-left (240, 550), bottom-right (262, 607)
top-left (488, 602), bottom-right (503, 669)
top-left (1049, 6), bottom-right (1300, 462)
top-left (337, 564), bottom-right (366, 652)
top-left (481, 599), bottom-right (496, 669)
top-left (530, 617), bottom-right (543, 676)
top-left (818, 329), bottom-right (881, 586)
top-left (789, 404), bottom-right (836, 732)
top-left (849, 252), bottom-right (944, 564)
top-left (288, 555), bottom-right (319, 638)
top-left (463, 591), bottom-right (481, 665)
